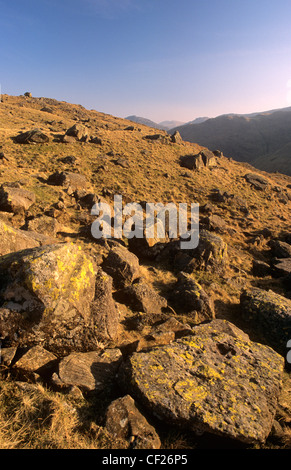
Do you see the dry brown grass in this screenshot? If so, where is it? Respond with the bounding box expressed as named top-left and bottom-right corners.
top-left (0, 379), bottom-right (127, 449)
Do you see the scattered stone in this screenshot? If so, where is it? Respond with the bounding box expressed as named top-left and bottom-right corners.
top-left (114, 157), bottom-right (130, 168)
top-left (270, 240), bottom-right (291, 259)
top-left (180, 150), bottom-right (216, 170)
top-left (40, 106), bottom-right (54, 114)
top-left (27, 215), bottom-right (61, 237)
top-left (102, 246), bottom-right (141, 288)
top-left (13, 345), bottom-right (57, 379)
top-left (245, 173), bottom-right (269, 191)
top-left (47, 171), bottom-right (88, 194)
top-left (24, 92), bottom-right (32, 98)
top-left (186, 229), bottom-right (228, 273)
top-left (203, 214), bottom-right (227, 233)
top-left (14, 129), bottom-right (49, 144)
top-left (90, 136), bottom-right (102, 145)
top-left (0, 219), bottom-right (39, 256)
top-left (273, 258), bottom-right (291, 277)
top-left (91, 267), bottom-right (120, 341)
top-left (0, 184), bottom-right (36, 213)
top-left (116, 279), bottom-right (167, 315)
top-left (252, 259), bottom-right (271, 277)
top-left (105, 395), bottom-right (161, 449)
top-left (168, 272), bottom-right (215, 323)
top-left (240, 287), bottom-right (291, 356)
top-left (118, 319), bottom-right (284, 445)
top-left (0, 346), bottom-right (18, 366)
top-left (56, 348), bottom-right (122, 393)
top-left (64, 123), bottom-right (90, 142)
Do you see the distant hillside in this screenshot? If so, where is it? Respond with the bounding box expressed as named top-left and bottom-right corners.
top-left (159, 120), bottom-right (186, 130)
top-left (125, 115), bottom-right (163, 130)
top-left (170, 107), bottom-right (291, 176)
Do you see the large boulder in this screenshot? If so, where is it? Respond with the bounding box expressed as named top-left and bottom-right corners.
top-left (240, 288), bottom-right (291, 356)
top-left (14, 129), bottom-right (49, 144)
top-left (180, 150), bottom-right (216, 170)
top-left (0, 243), bottom-right (97, 354)
top-left (118, 319), bottom-right (284, 445)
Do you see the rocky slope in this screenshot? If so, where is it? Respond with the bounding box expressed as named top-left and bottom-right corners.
top-left (0, 94), bottom-right (290, 449)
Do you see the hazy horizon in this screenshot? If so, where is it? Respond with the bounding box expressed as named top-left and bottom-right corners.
top-left (1, 0), bottom-right (291, 123)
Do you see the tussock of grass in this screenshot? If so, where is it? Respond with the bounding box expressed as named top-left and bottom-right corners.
top-left (0, 379), bottom-right (127, 449)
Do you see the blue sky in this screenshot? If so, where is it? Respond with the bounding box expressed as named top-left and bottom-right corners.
top-left (1, 0), bottom-right (291, 122)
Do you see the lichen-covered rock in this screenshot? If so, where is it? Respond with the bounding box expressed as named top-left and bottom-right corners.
top-left (56, 348), bottom-right (122, 393)
top-left (105, 395), bottom-right (161, 449)
top-left (0, 243), bottom-right (97, 353)
top-left (240, 288), bottom-right (291, 356)
top-left (118, 319), bottom-right (284, 445)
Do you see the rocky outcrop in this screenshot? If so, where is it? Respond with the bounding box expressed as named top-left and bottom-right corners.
top-left (240, 288), bottom-right (291, 356)
top-left (118, 319), bottom-right (284, 445)
top-left (179, 150), bottom-right (216, 170)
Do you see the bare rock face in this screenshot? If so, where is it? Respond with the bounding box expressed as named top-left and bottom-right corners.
top-left (118, 319), bottom-right (284, 445)
top-left (0, 243), bottom-right (97, 354)
top-left (105, 395), bottom-right (161, 449)
top-left (240, 288), bottom-right (291, 356)
top-left (0, 184), bottom-right (36, 213)
top-left (56, 348), bottom-right (122, 393)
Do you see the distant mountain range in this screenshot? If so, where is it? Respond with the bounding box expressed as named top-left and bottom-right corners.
top-left (169, 107), bottom-right (291, 176)
top-left (125, 115), bottom-right (192, 131)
